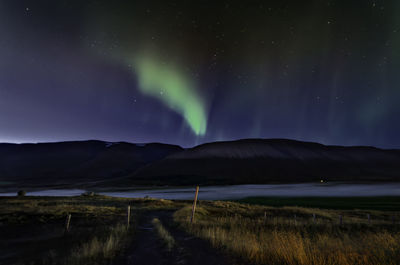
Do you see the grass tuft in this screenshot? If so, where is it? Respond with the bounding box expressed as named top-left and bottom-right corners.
top-left (152, 218), bottom-right (175, 251)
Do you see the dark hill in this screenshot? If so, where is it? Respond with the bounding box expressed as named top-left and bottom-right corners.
top-left (1, 139), bottom-right (400, 188)
top-left (0, 140), bottom-right (182, 187)
top-left (125, 139), bottom-right (400, 185)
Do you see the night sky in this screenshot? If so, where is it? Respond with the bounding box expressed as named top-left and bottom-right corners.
top-left (1, 1), bottom-right (400, 148)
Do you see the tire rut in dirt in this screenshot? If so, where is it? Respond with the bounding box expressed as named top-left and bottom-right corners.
top-left (115, 210), bottom-right (237, 265)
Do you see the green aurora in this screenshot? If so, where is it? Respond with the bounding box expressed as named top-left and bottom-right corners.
top-left (132, 53), bottom-right (207, 135)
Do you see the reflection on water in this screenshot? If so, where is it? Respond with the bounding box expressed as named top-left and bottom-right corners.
top-left (1, 183), bottom-right (400, 200)
top-left (0, 189), bottom-right (86, 197)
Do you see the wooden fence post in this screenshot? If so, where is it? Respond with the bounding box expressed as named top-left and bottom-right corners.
top-left (294, 214), bottom-right (297, 226)
top-left (127, 205), bottom-right (131, 228)
top-left (264, 211), bottom-right (267, 224)
top-left (313, 213), bottom-right (316, 223)
top-left (392, 215), bottom-right (395, 225)
top-left (367, 214), bottom-right (371, 224)
top-left (190, 186), bottom-right (199, 224)
top-left (64, 214), bottom-right (71, 234)
top-left (339, 215), bottom-right (343, 226)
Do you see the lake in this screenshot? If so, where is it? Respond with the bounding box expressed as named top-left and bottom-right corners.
top-left (1, 183), bottom-right (400, 200)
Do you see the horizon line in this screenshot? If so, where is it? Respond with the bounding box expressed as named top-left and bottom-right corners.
top-left (0, 137), bottom-right (397, 151)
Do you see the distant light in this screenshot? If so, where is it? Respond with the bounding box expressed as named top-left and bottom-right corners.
top-left (320, 179), bottom-right (324, 183)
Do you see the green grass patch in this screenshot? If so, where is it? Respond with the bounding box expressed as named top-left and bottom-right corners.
top-left (236, 196), bottom-right (400, 211)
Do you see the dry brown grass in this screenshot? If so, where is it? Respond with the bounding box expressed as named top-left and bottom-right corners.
top-left (65, 223), bottom-right (130, 264)
top-left (152, 218), bottom-right (175, 251)
top-left (40, 223), bottom-right (132, 265)
top-left (0, 195), bottom-right (182, 225)
top-left (174, 202), bottom-right (400, 265)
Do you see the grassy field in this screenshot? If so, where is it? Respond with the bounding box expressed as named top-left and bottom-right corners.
top-left (237, 196), bottom-right (400, 210)
top-left (0, 195), bottom-right (183, 265)
top-left (1, 195), bottom-right (400, 265)
top-left (174, 200), bottom-right (400, 265)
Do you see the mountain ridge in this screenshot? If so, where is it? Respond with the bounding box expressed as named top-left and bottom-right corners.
top-left (0, 138), bottom-right (399, 188)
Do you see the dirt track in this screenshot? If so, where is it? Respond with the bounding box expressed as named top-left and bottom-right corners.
top-left (114, 210), bottom-right (238, 265)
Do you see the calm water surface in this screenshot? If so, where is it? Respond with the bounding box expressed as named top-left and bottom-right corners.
top-left (1, 183), bottom-right (400, 200)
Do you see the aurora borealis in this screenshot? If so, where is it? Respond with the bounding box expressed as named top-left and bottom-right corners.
top-left (1, 1), bottom-right (400, 147)
top-left (132, 52), bottom-right (207, 135)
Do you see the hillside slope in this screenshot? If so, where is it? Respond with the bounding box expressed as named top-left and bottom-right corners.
top-left (1, 139), bottom-right (400, 188)
top-left (125, 139), bottom-right (400, 185)
top-left (0, 140), bottom-right (182, 187)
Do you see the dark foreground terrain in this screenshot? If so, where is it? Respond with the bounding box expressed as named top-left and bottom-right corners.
top-left (116, 210), bottom-right (235, 265)
top-left (0, 195), bottom-right (238, 265)
top-left (1, 138), bottom-right (400, 189)
top-left (1, 195), bottom-right (400, 265)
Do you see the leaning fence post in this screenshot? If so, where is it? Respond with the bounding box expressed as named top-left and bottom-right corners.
top-left (64, 214), bottom-right (71, 234)
top-left (190, 186), bottom-right (199, 224)
top-left (127, 205), bottom-right (131, 228)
